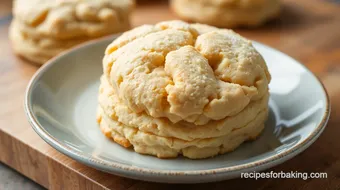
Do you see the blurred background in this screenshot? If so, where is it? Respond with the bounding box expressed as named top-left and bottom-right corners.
top-left (0, 0), bottom-right (340, 189)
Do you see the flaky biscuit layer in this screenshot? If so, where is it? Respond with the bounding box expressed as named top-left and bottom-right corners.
top-left (98, 106), bottom-right (267, 159)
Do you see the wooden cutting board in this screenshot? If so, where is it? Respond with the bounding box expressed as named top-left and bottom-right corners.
top-left (1, 0), bottom-right (340, 189)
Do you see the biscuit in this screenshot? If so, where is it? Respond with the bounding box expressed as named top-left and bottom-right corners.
top-left (13, 0), bottom-right (134, 39)
top-left (10, 0), bottom-right (134, 64)
top-left (170, 0), bottom-right (280, 28)
top-left (98, 21), bottom-right (271, 159)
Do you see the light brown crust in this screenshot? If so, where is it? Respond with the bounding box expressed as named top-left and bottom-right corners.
top-left (98, 113), bottom-right (132, 147)
top-left (111, 131), bottom-right (132, 148)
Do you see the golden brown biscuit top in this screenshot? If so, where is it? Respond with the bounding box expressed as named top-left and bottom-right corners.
top-left (13, 0), bottom-right (134, 39)
top-left (103, 20), bottom-right (271, 125)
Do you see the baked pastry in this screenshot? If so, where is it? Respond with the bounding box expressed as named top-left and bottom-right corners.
top-left (10, 0), bottom-right (134, 65)
top-left (97, 20), bottom-right (271, 159)
top-left (170, 0), bottom-right (280, 28)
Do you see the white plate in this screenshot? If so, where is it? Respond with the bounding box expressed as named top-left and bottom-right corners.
top-left (25, 36), bottom-right (330, 183)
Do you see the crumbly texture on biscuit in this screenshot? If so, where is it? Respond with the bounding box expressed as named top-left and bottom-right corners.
top-left (103, 20), bottom-right (270, 125)
top-left (99, 20), bottom-right (271, 159)
top-left (170, 0), bottom-right (280, 28)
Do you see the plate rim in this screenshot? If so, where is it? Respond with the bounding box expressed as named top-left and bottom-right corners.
top-left (24, 35), bottom-right (331, 177)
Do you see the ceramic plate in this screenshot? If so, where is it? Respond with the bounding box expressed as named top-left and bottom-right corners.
top-left (25, 36), bottom-right (330, 183)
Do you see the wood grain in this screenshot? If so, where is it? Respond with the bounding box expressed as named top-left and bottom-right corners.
top-left (1, 0), bottom-right (340, 189)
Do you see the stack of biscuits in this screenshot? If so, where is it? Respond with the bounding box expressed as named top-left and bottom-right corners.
top-left (97, 20), bottom-right (271, 159)
top-left (171, 0), bottom-right (280, 28)
top-left (10, 0), bottom-right (134, 65)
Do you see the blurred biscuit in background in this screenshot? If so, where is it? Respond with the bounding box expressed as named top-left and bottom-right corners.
top-left (170, 0), bottom-right (280, 28)
top-left (10, 0), bottom-right (135, 65)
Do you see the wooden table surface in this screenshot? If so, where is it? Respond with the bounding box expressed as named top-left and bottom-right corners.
top-left (1, 0), bottom-right (340, 189)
